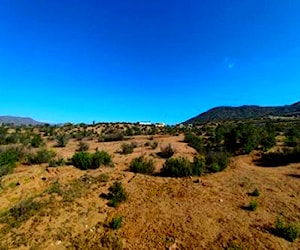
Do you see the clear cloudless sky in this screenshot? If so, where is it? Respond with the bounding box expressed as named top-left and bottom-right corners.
top-left (0, 0), bottom-right (300, 124)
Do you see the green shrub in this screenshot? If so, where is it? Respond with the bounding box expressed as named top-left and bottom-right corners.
top-left (76, 141), bottom-right (89, 152)
top-left (275, 218), bottom-right (300, 242)
top-left (107, 181), bottom-right (128, 207)
top-left (284, 126), bottom-right (299, 147)
top-left (109, 216), bottom-right (123, 230)
top-left (71, 152), bottom-right (91, 170)
top-left (160, 157), bottom-right (192, 177)
top-left (71, 150), bottom-right (112, 170)
top-left (160, 155), bottom-right (206, 177)
top-left (158, 144), bottom-right (175, 158)
top-left (56, 134), bottom-right (69, 147)
top-left (0, 147), bottom-right (24, 177)
top-left (99, 133), bottom-right (124, 142)
top-left (249, 188), bottom-right (260, 197)
top-left (119, 143), bottom-right (135, 155)
top-left (27, 148), bottom-right (56, 165)
top-left (184, 133), bottom-right (204, 153)
top-left (30, 134), bottom-right (44, 148)
top-left (129, 156), bottom-right (154, 175)
top-left (256, 147), bottom-right (300, 167)
top-left (91, 150), bottom-right (112, 168)
top-left (192, 154), bottom-right (206, 176)
top-left (5, 133), bottom-right (19, 144)
top-left (205, 151), bottom-right (229, 173)
top-left (48, 157), bottom-right (65, 167)
top-left (244, 200), bottom-right (258, 211)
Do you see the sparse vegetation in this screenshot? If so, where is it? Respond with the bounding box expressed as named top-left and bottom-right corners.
top-left (100, 233), bottom-right (123, 250)
top-left (55, 133), bottom-right (69, 147)
top-left (76, 141), bottom-right (89, 152)
top-left (129, 156), bottom-right (154, 175)
top-left (48, 156), bottom-right (65, 167)
top-left (184, 132), bottom-right (204, 153)
top-left (107, 181), bottom-right (128, 207)
top-left (30, 134), bottom-right (44, 148)
top-left (158, 143), bottom-right (175, 158)
top-left (0, 147), bottom-right (24, 177)
top-left (71, 150), bottom-right (112, 170)
top-left (243, 200), bottom-right (258, 211)
top-left (119, 142), bottom-right (135, 154)
top-left (1, 119), bottom-right (300, 249)
top-left (0, 197), bottom-right (43, 229)
top-left (249, 188), bottom-right (260, 197)
top-left (26, 148), bottom-right (56, 165)
top-left (256, 147), bottom-right (300, 167)
top-left (275, 217), bottom-right (300, 242)
top-left (205, 151), bottom-right (230, 173)
top-left (160, 155), bottom-right (205, 177)
top-left (109, 216), bottom-right (123, 230)
top-left (99, 132), bottom-right (125, 142)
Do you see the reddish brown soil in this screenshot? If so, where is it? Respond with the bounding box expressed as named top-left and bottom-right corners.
top-left (0, 135), bottom-right (299, 249)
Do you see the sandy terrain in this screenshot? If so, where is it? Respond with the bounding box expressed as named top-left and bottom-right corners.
top-left (0, 134), bottom-right (299, 249)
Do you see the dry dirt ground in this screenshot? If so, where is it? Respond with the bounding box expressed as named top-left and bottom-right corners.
top-left (0, 134), bottom-right (300, 249)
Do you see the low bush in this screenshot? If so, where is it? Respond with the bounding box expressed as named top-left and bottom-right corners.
top-left (92, 150), bottom-right (112, 167)
top-left (160, 155), bottom-right (205, 177)
top-left (129, 156), bottom-right (154, 175)
top-left (145, 141), bottom-right (158, 149)
top-left (119, 143), bottom-right (135, 155)
top-left (184, 133), bottom-right (204, 153)
top-left (30, 134), bottom-right (44, 148)
top-left (0, 147), bottom-right (24, 177)
top-left (205, 151), bottom-right (230, 173)
top-left (99, 133), bottom-right (124, 142)
top-left (71, 150), bottom-right (112, 170)
top-left (26, 148), bottom-right (56, 165)
top-left (55, 134), bottom-right (69, 147)
top-left (107, 181), bottom-right (128, 207)
top-left (109, 216), bottom-right (123, 230)
top-left (158, 144), bottom-right (175, 159)
top-left (275, 217), bottom-right (300, 242)
top-left (192, 154), bottom-right (206, 176)
top-left (256, 147), bottom-right (300, 167)
top-left (76, 141), bottom-right (89, 152)
top-left (48, 157), bottom-right (65, 167)
top-left (249, 188), bottom-right (260, 197)
top-left (243, 200), bottom-right (258, 211)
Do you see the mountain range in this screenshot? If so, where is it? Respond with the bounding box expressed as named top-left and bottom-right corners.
top-left (184, 102), bottom-right (300, 124)
top-left (0, 116), bottom-right (43, 126)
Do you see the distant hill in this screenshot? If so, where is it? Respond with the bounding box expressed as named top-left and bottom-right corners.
top-left (184, 102), bottom-right (300, 124)
top-left (0, 116), bottom-right (44, 126)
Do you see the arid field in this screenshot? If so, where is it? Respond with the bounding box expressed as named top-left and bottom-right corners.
top-left (0, 122), bottom-right (300, 249)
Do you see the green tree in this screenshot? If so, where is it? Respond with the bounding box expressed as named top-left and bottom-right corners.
top-left (260, 122), bottom-right (276, 151)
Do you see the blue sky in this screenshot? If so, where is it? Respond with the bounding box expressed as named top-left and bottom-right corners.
top-left (0, 0), bottom-right (299, 124)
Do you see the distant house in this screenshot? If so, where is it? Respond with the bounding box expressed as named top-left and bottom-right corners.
top-left (155, 122), bottom-right (165, 127)
top-left (138, 121), bottom-right (152, 126)
top-left (137, 121), bottom-right (165, 127)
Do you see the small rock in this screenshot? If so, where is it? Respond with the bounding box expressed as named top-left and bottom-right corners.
top-left (56, 241), bottom-right (62, 245)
